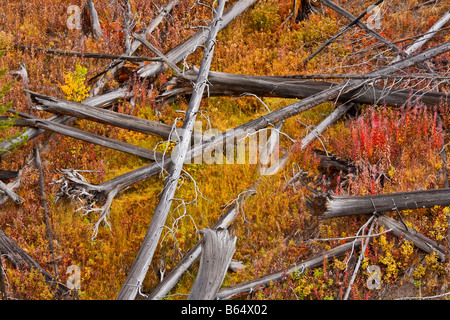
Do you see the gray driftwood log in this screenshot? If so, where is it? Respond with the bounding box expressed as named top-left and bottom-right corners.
top-left (158, 69), bottom-right (449, 107)
top-left (187, 228), bottom-right (236, 300)
top-left (10, 111), bottom-right (164, 162)
top-left (29, 91), bottom-right (177, 139)
top-left (309, 188), bottom-right (450, 220)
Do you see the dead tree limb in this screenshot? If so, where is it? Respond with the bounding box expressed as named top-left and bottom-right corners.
top-left (10, 110), bottom-right (164, 162)
top-left (377, 214), bottom-right (447, 261)
top-left (158, 69), bottom-right (449, 107)
top-left (116, 0), bottom-right (227, 300)
top-left (0, 230), bottom-right (70, 299)
top-left (187, 228), bottom-right (236, 300)
top-left (29, 91), bottom-right (176, 139)
top-left (317, 0), bottom-right (400, 54)
top-left (310, 188), bottom-right (450, 220)
top-left (0, 180), bottom-right (23, 204)
top-left (393, 10), bottom-right (450, 62)
top-left (132, 33), bottom-right (182, 73)
top-left (300, 103), bottom-right (354, 150)
top-left (0, 87), bottom-right (129, 154)
top-left (216, 239), bottom-right (362, 300)
top-left (137, 0), bottom-right (258, 78)
top-left (14, 44), bottom-right (159, 62)
top-left (302, 0), bottom-right (385, 65)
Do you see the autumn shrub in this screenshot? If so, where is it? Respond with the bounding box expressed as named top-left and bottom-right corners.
top-left (59, 64), bottom-right (90, 102)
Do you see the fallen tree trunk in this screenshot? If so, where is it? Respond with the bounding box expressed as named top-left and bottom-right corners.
top-left (310, 188), bottom-right (450, 220)
top-left (377, 214), bottom-right (447, 261)
top-left (216, 239), bottom-right (362, 300)
top-left (0, 180), bottom-right (23, 204)
top-left (187, 229), bottom-right (236, 300)
top-left (10, 111), bottom-right (164, 162)
top-left (29, 91), bottom-right (177, 139)
top-left (0, 230), bottom-right (70, 299)
top-left (158, 69), bottom-right (449, 107)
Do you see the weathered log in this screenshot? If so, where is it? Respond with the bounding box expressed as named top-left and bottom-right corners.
top-left (216, 239), bottom-right (362, 300)
top-left (377, 214), bottom-right (447, 261)
top-left (0, 230), bottom-right (70, 299)
top-left (0, 87), bottom-right (128, 154)
top-left (116, 0), bottom-right (227, 300)
top-left (311, 188), bottom-right (450, 220)
top-left (34, 145), bottom-right (58, 278)
top-left (137, 0), bottom-right (258, 78)
top-left (187, 229), bottom-right (236, 300)
top-left (0, 169), bottom-right (22, 206)
top-left (10, 111), bottom-right (164, 162)
top-left (158, 69), bottom-right (449, 107)
top-left (29, 91), bottom-right (176, 139)
top-left (75, 41), bottom-right (450, 198)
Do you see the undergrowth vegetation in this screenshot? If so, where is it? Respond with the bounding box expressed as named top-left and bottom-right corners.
top-left (0, 0), bottom-right (449, 300)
